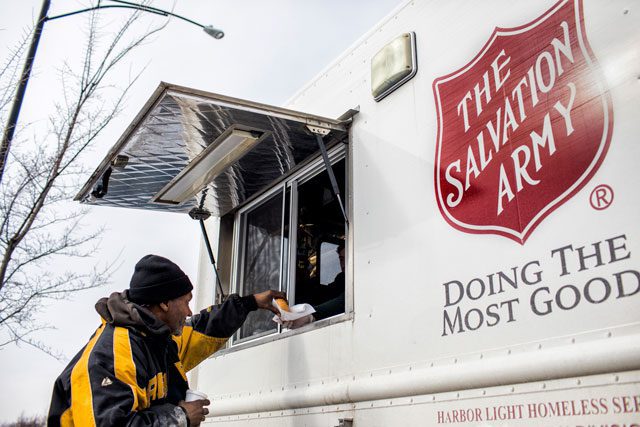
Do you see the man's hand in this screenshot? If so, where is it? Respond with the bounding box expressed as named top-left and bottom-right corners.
top-left (253, 290), bottom-right (287, 314)
top-left (179, 399), bottom-right (210, 426)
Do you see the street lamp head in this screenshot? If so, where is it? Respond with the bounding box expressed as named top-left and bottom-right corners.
top-left (203, 25), bottom-right (224, 39)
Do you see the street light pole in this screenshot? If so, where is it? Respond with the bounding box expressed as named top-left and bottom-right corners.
top-left (0, 0), bottom-right (224, 185)
top-left (0, 0), bottom-right (50, 185)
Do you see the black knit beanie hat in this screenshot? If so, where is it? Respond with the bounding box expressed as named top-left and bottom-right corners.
top-left (128, 255), bottom-right (193, 304)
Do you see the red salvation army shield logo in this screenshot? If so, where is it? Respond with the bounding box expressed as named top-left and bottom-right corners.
top-left (433, 0), bottom-right (613, 244)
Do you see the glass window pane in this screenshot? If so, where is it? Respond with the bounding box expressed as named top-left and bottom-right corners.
top-left (237, 191), bottom-right (283, 340)
top-left (294, 159), bottom-right (346, 320)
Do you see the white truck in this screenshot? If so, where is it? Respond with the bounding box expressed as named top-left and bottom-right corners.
top-left (77, 0), bottom-right (640, 425)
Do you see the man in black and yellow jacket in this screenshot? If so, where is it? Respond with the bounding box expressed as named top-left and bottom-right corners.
top-left (47, 254), bottom-right (285, 426)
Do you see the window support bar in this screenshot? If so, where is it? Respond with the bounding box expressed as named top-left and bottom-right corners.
top-left (199, 218), bottom-right (227, 302)
top-left (189, 207), bottom-right (226, 302)
top-left (314, 134), bottom-right (349, 226)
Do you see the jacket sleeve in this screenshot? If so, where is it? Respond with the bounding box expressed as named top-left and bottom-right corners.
top-left (67, 325), bottom-right (189, 427)
top-left (313, 292), bottom-right (345, 321)
top-left (173, 294), bottom-right (257, 372)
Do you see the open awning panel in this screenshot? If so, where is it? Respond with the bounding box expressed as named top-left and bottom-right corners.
top-left (75, 83), bottom-right (348, 217)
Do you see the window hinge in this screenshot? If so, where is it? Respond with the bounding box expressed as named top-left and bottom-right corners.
top-left (306, 125), bottom-right (331, 136)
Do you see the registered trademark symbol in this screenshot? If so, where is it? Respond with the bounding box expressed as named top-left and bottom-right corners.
top-left (590, 184), bottom-right (614, 210)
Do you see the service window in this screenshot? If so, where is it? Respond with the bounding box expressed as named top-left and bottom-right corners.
top-left (231, 147), bottom-right (347, 343)
top-left (236, 190), bottom-right (286, 341)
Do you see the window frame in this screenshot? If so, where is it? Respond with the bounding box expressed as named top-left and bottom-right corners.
top-left (227, 144), bottom-right (350, 348)
top-left (231, 184), bottom-right (287, 344)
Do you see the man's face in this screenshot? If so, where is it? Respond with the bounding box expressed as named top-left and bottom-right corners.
top-left (165, 292), bottom-right (193, 335)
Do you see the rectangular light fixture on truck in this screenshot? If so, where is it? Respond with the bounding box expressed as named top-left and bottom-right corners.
top-left (371, 32), bottom-right (417, 101)
top-left (152, 129), bottom-right (260, 205)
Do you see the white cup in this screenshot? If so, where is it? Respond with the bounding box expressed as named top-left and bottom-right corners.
top-left (185, 389), bottom-right (208, 402)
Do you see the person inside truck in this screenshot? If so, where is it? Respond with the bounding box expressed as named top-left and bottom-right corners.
top-left (312, 242), bottom-right (345, 319)
top-left (289, 243), bottom-right (345, 328)
top-left (47, 254), bottom-right (286, 427)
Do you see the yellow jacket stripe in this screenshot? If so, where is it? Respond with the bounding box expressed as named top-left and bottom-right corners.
top-left (69, 323), bottom-right (105, 425)
top-left (113, 327), bottom-right (149, 410)
top-left (59, 408), bottom-right (72, 427)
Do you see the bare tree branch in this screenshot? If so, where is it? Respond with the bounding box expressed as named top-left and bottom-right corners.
top-left (0, 1), bottom-right (168, 358)
top-left (0, 27), bottom-right (31, 113)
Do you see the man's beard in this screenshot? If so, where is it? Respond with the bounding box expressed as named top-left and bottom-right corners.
top-left (171, 320), bottom-right (185, 336)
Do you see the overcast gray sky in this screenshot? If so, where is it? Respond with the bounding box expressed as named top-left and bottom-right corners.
top-left (0, 0), bottom-right (402, 421)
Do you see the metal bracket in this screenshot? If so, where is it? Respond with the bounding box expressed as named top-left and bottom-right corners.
top-left (337, 106), bottom-right (360, 123)
top-left (188, 207), bottom-right (211, 221)
top-left (110, 154), bottom-right (129, 169)
top-left (337, 418), bottom-right (353, 427)
top-left (306, 124), bottom-right (331, 136)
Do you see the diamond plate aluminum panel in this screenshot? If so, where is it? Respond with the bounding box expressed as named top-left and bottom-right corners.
top-left (76, 83), bottom-right (349, 216)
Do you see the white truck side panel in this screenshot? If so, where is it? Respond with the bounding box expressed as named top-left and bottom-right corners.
top-left (193, 0), bottom-right (640, 425)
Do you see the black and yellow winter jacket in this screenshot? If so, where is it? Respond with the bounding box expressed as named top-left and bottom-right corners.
top-left (47, 291), bottom-right (257, 426)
